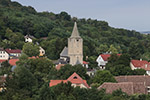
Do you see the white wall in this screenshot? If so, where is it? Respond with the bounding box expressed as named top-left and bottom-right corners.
top-left (25, 37), bottom-right (32, 42)
top-left (96, 56), bottom-right (107, 66)
top-left (0, 51), bottom-right (9, 60)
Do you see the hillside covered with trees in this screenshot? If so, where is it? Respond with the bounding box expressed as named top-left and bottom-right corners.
top-left (1, 0), bottom-right (150, 100)
top-left (1, 0), bottom-right (150, 61)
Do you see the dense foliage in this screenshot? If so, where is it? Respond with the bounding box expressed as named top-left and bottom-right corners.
top-left (105, 54), bottom-right (146, 76)
top-left (0, 0), bottom-right (150, 99)
top-left (0, 0), bottom-right (150, 61)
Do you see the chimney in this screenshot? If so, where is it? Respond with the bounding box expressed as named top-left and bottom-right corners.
top-left (140, 58), bottom-right (142, 61)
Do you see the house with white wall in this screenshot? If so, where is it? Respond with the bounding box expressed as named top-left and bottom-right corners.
top-left (39, 47), bottom-right (45, 56)
top-left (24, 34), bottom-right (35, 43)
top-left (96, 54), bottom-right (121, 69)
top-left (5, 49), bottom-right (21, 58)
top-left (0, 48), bottom-right (9, 60)
top-left (130, 59), bottom-right (150, 75)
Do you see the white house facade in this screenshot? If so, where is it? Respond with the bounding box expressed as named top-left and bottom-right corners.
top-left (0, 48), bottom-right (9, 60)
top-left (130, 60), bottom-right (150, 75)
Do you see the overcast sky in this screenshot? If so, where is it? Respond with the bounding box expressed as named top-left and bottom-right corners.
top-left (11, 0), bottom-right (150, 31)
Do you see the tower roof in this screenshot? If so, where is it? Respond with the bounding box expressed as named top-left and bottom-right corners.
top-left (70, 22), bottom-right (80, 38)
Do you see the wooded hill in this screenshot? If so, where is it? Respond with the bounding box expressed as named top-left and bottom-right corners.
top-left (0, 0), bottom-right (150, 60)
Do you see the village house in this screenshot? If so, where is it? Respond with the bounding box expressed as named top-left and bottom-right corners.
top-left (24, 35), bottom-right (45, 57)
top-left (0, 48), bottom-right (9, 60)
top-left (98, 75), bottom-right (150, 95)
top-left (5, 49), bottom-right (22, 58)
top-left (98, 82), bottom-right (145, 95)
top-left (39, 46), bottom-right (45, 56)
top-left (49, 72), bottom-right (90, 89)
top-left (24, 34), bottom-right (35, 43)
top-left (96, 54), bottom-right (121, 69)
top-left (130, 59), bottom-right (150, 75)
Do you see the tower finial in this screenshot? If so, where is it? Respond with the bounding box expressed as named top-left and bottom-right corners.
top-left (70, 22), bottom-right (80, 38)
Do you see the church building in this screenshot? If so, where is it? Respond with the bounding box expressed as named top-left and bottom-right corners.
top-left (57, 22), bottom-right (83, 65)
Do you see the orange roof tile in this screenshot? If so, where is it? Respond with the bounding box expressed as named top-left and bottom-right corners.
top-left (49, 72), bottom-right (90, 88)
top-left (28, 56), bottom-right (39, 59)
top-left (9, 59), bottom-right (19, 66)
top-left (49, 80), bottom-right (67, 87)
top-left (131, 60), bottom-right (150, 71)
top-left (131, 60), bottom-right (148, 67)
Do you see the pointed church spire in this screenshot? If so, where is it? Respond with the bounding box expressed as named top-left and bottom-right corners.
top-left (70, 22), bottom-right (80, 38)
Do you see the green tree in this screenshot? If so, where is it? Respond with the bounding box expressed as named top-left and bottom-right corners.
top-left (96, 44), bottom-right (108, 54)
top-left (110, 96), bottom-right (127, 100)
top-left (14, 66), bottom-right (38, 92)
top-left (57, 64), bottom-right (89, 80)
top-left (52, 82), bottom-right (74, 98)
top-left (108, 45), bottom-right (118, 54)
top-left (128, 41), bottom-right (144, 59)
top-left (38, 83), bottom-right (55, 100)
top-left (106, 54), bottom-right (133, 76)
top-left (0, 61), bottom-right (12, 75)
top-left (92, 70), bottom-right (116, 87)
top-left (57, 93), bottom-right (76, 100)
top-left (132, 69), bottom-right (146, 75)
top-left (22, 42), bottom-right (39, 57)
top-left (4, 66), bottom-right (38, 99)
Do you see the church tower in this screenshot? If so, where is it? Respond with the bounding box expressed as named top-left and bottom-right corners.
top-left (68, 22), bottom-right (83, 65)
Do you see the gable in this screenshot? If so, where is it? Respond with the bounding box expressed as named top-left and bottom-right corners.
top-left (131, 60), bottom-right (148, 67)
top-left (49, 72), bottom-right (90, 88)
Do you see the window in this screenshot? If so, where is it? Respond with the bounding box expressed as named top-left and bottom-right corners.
top-left (73, 76), bottom-right (77, 79)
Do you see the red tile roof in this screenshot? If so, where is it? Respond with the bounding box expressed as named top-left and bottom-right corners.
top-left (5, 49), bottom-right (21, 53)
top-left (50, 80), bottom-right (67, 87)
top-left (9, 59), bottom-right (19, 66)
top-left (100, 54), bottom-right (121, 61)
top-left (56, 64), bottom-right (65, 70)
top-left (83, 61), bottom-right (88, 64)
top-left (131, 60), bottom-right (148, 67)
top-left (28, 56), bottom-right (39, 59)
top-left (49, 72), bottom-right (90, 88)
top-left (98, 82), bottom-right (146, 95)
top-left (0, 60), bottom-right (7, 63)
top-left (131, 60), bottom-right (150, 71)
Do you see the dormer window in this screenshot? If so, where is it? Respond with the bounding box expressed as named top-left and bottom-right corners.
top-left (73, 76), bottom-right (77, 79)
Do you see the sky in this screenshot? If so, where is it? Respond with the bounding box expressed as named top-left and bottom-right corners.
top-left (11, 0), bottom-right (150, 32)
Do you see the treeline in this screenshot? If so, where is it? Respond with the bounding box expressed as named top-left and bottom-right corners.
top-left (0, 54), bottom-right (149, 100)
top-left (1, 0), bottom-right (150, 60)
